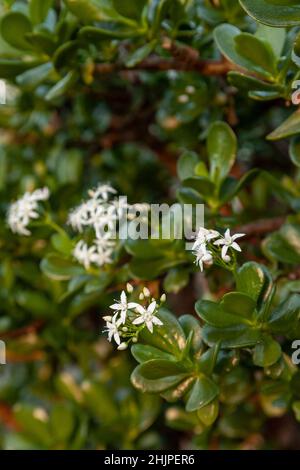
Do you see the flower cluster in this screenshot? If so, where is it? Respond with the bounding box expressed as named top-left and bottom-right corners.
top-left (103, 285), bottom-right (165, 350)
top-left (7, 187), bottom-right (50, 236)
top-left (193, 227), bottom-right (245, 271)
top-left (68, 183), bottom-right (125, 269)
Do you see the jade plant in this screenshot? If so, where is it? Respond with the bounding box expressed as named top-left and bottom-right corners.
top-left (1, 0), bottom-right (300, 450)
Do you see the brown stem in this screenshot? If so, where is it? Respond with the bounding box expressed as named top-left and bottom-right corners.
top-left (236, 216), bottom-right (286, 239)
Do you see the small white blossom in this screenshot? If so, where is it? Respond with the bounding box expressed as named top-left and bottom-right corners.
top-left (73, 239), bottom-right (114, 269)
top-left (7, 187), bottom-right (50, 236)
top-left (88, 183), bottom-right (117, 201)
top-left (193, 227), bottom-right (220, 251)
top-left (73, 241), bottom-right (97, 269)
top-left (132, 301), bottom-right (163, 333)
top-left (214, 229), bottom-right (245, 261)
top-left (104, 314), bottom-right (122, 345)
top-left (110, 290), bottom-right (140, 324)
top-left (194, 246), bottom-right (213, 272)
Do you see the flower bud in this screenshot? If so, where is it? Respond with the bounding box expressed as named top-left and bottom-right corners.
top-left (117, 342), bottom-right (128, 351)
top-left (160, 293), bottom-right (166, 302)
top-left (126, 283), bottom-right (133, 293)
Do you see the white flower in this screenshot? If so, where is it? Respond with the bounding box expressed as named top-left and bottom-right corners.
top-left (104, 314), bottom-right (122, 345)
top-left (110, 290), bottom-right (140, 324)
top-left (192, 227), bottom-right (219, 251)
top-left (132, 301), bottom-right (163, 333)
top-left (73, 240), bottom-right (97, 269)
top-left (7, 187), bottom-right (50, 236)
top-left (88, 183), bottom-right (117, 201)
top-left (194, 246), bottom-right (213, 272)
top-left (73, 239), bottom-right (114, 269)
top-left (214, 229), bottom-right (245, 261)
top-left (68, 203), bottom-right (90, 232)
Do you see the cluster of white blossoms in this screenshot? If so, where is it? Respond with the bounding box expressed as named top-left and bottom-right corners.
top-left (193, 227), bottom-right (245, 271)
top-left (7, 187), bottom-right (50, 236)
top-left (103, 285), bottom-right (165, 350)
top-left (69, 183), bottom-right (125, 269)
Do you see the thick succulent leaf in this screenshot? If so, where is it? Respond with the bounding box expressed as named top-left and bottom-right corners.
top-left (253, 335), bottom-right (282, 367)
top-left (131, 359), bottom-right (189, 393)
top-left (239, 0), bottom-right (300, 27)
top-left (185, 376), bottom-right (219, 412)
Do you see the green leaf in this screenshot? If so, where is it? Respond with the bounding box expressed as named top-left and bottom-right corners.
top-left (179, 315), bottom-right (203, 355)
top-left (79, 24), bottom-right (142, 40)
top-left (0, 59), bottom-right (41, 79)
top-left (139, 308), bottom-right (186, 356)
top-left (125, 40), bottom-right (157, 68)
top-left (255, 24), bottom-right (286, 58)
top-left (203, 324), bottom-right (262, 348)
top-left (289, 136), bottom-right (300, 167)
top-left (197, 398), bottom-right (219, 426)
top-left (253, 335), bottom-right (281, 367)
top-left (207, 121), bottom-right (237, 184)
top-left (16, 62), bottom-right (53, 88)
top-left (185, 376), bottom-right (219, 412)
top-left (228, 71), bottom-right (283, 94)
top-left (29, 0), bottom-right (54, 24)
top-left (182, 176), bottom-right (215, 197)
top-left (112, 0), bottom-right (147, 19)
top-left (263, 223), bottom-right (300, 265)
top-left (177, 151), bottom-right (199, 181)
top-left (219, 169), bottom-right (259, 203)
top-left (239, 0), bottom-right (300, 27)
top-left (41, 254), bottom-right (84, 281)
top-left (161, 377), bottom-right (195, 403)
top-left (64, 0), bottom-right (128, 24)
top-left (214, 24), bottom-right (272, 78)
top-left (0, 12), bottom-right (32, 51)
top-left (220, 292), bottom-right (256, 319)
top-left (268, 294), bottom-right (300, 332)
top-left (234, 33), bottom-right (277, 77)
top-left (236, 261), bottom-right (273, 303)
top-left (51, 233), bottom-right (74, 256)
top-left (267, 110), bottom-right (300, 140)
top-left (197, 343), bottom-right (220, 376)
top-left (131, 359), bottom-right (189, 393)
top-left (195, 300), bottom-right (249, 327)
top-left (131, 344), bottom-right (175, 363)
top-left (45, 70), bottom-right (78, 101)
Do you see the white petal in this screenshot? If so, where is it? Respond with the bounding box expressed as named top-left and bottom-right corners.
top-left (214, 238), bottom-right (225, 246)
top-left (221, 245), bottom-right (228, 260)
top-left (110, 303), bottom-right (121, 310)
top-left (231, 242), bottom-right (241, 252)
top-left (127, 302), bottom-right (140, 310)
top-left (152, 316), bottom-right (163, 326)
top-left (147, 301), bottom-right (157, 314)
top-left (232, 233), bottom-right (245, 241)
top-left (132, 316), bottom-right (145, 325)
top-left (114, 332), bottom-right (121, 345)
top-left (224, 228), bottom-right (231, 239)
top-left (120, 290), bottom-right (127, 304)
top-left (146, 321), bottom-right (153, 333)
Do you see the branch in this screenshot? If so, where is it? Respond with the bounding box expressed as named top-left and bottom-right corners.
top-left (237, 217), bottom-right (286, 239)
top-left (94, 56), bottom-right (233, 77)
